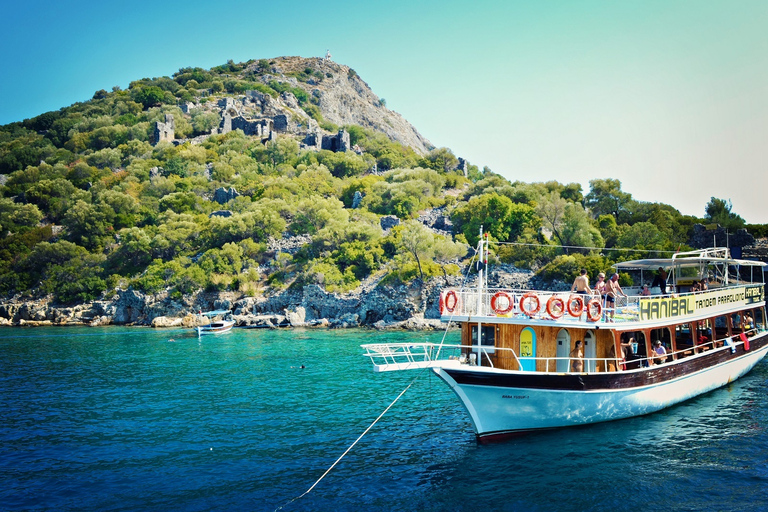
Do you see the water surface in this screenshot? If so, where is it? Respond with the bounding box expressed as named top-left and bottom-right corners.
top-left (1, 326), bottom-right (767, 511)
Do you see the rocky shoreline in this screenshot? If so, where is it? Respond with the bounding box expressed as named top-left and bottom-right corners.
top-left (0, 266), bottom-right (535, 331)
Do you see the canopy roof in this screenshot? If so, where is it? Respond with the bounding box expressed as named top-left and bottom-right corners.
top-left (200, 309), bottom-right (231, 316)
top-left (613, 247), bottom-right (767, 271)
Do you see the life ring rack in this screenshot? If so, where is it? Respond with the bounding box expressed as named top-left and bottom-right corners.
top-left (442, 290), bottom-right (460, 314)
top-left (585, 298), bottom-right (602, 322)
top-left (546, 295), bottom-right (565, 319)
top-left (491, 291), bottom-right (515, 315)
top-left (566, 295), bottom-right (585, 317)
top-left (519, 292), bottom-right (541, 317)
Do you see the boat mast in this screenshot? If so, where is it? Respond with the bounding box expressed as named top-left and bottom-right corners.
top-left (475, 226), bottom-right (485, 366)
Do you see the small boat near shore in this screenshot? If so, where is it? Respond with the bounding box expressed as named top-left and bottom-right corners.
top-left (196, 310), bottom-right (235, 336)
top-left (363, 235), bottom-right (768, 442)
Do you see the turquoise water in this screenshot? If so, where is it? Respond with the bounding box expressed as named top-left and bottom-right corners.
top-left (2, 326), bottom-right (767, 511)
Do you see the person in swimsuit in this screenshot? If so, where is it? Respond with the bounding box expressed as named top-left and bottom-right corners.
top-left (604, 273), bottom-right (627, 320)
top-left (571, 269), bottom-right (590, 294)
top-left (570, 340), bottom-right (584, 372)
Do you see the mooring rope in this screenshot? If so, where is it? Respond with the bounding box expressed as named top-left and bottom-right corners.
top-left (275, 371), bottom-right (424, 511)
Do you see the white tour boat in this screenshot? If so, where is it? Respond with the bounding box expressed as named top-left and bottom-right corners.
top-left (196, 310), bottom-right (235, 336)
top-left (363, 236), bottom-right (768, 443)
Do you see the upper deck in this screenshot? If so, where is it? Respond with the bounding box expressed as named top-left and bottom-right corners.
top-left (440, 283), bottom-right (766, 330)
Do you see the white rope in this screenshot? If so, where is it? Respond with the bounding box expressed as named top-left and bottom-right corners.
top-left (276, 371), bottom-right (423, 511)
top-left (490, 240), bottom-right (677, 255)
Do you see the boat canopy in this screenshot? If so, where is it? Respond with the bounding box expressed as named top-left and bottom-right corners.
top-left (614, 248), bottom-right (767, 271)
top-left (200, 309), bottom-right (231, 317)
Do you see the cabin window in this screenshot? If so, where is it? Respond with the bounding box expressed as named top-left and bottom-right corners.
top-left (652, 327), bottom-right (673, 352)
top-left (621, 331), bottom-right (646, 369)
top-left (650, 327), bottom-right (673, 361)
top-left (675, 323), bottom-right (695, 357)
top-left (754, 307), bottom-right (766, 332)
top-left (737, 309), bottom-right (756, 333)
top-left (471, 325), bottom-right (496, 348)
top-left (714, 314), bottom-right (731, 342)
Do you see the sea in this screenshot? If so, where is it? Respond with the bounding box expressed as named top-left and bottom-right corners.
top-left (2, 326), bottom-right (767, 512)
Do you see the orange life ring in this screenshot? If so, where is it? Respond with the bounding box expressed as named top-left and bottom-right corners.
top-left (567, 295), bottom-right (585, 317)
top-left (519, 292), bottom-right (541, 317)
top-left (546, 296), bottom-right (565, 319)
top-left (444, 290), bottom-right (460, 313)
top-left (585, 299), bottom-right (602, 322)
top-left (491, 291), bottom-right (514, 315)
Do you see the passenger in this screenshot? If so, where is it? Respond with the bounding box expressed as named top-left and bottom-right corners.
top-left (691, 281), bottom-right (700, 292)
top-left (570, 340), bottom-right (584, 372)
top-left (623, 336), bottom-right (635, 355)
top-left (607, 344), bottom-right (619, 372)
top-left (701, 278), bottom-right (709, 290)
top-left (571, 269), bottom-right (590, 295)
top-left (594, 272), bottom-right (607, 296)
top-left (652, 340), bottom-right (667, 364)
top-left (651, 267), bottom-right (668, 294)
top-left (604, 273), bottom-right (627, 320)
top-left (742, 312), bottom-right (754, 332)
top-left (640, 284), bottom-right (651, 296)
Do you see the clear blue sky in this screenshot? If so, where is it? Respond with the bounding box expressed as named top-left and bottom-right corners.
top-left (2, 0), bottom-right (767, 223)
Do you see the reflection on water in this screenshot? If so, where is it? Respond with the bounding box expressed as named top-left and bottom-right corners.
top-left (1, 327), bottom-right (766, 512)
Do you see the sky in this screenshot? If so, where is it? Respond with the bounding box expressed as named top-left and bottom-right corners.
top-left (2, 0), bottom-right (767, 223)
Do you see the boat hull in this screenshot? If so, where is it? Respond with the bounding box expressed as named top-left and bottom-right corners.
top-left (434, 333), bottom-right (768, 442)
top-left (197, 320), bottom-right (235, 336)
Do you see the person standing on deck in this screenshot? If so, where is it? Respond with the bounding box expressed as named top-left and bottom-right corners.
top-left (594, 272), bottom-right (607, 296)
top-left (570, 340), bottom-right (584, 372)
top-left (604, 273), bottom-right (627, 320)
top-left (651, 267), bottom-right (668, 294)
top-left (571, 269), bottom-right (590, 294)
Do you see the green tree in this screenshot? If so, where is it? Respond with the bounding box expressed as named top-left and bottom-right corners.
top-left (704, 197), bottom-right (745, 231)
top-left (559, 203), bottom-right (604, 253)
top-left (585, 179), bottom-right (633, 222)
top-left (451, 193), bottom-right (537, 246)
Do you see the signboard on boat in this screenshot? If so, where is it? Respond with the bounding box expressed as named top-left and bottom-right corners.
top-left (639, 285), bottom-right (764, 320)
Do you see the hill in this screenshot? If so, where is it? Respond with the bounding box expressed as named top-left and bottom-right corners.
top-left (0, 56), bottom-right (762, 327)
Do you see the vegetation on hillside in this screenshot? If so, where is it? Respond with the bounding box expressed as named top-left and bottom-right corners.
top-left (0, 58), bottom-right (758, 304)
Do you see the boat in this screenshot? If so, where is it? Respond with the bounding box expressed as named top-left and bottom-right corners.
top-left (196, 310), bottom-right (235, 336)
top-left (362, 235), bottom-right (768, 443)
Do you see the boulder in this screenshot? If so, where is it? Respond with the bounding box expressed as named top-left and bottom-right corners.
top-left (285, 306), bottom-right (306, 327)
top-left (151, 316), bottom-right (183, 328)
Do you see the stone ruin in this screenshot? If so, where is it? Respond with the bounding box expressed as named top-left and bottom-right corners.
top-left (159, 90), bottom-right (356, 155)
top-left (213, 187), bottom-right (240, 204)
top-left (153, 114), bottom-right (175, 145)
top-left (321, 129), bottom-right (350, 152)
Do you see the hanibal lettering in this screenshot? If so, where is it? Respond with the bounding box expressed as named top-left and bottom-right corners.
top-left (640, 297), bottom-right (692, 320)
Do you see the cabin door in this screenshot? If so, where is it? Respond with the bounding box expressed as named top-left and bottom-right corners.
top-left (556, 329), bottom-right (571, 372)
top-left (519, 327), bottom-right (537, 371)
top-left (584, 330), bottom-right (597, 372)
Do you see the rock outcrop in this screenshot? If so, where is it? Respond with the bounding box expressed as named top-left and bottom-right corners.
top-left (0, 267), bottom-right (536, 330)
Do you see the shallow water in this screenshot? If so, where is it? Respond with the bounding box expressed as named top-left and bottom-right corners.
top-left (1, 326), bottom-right (767, 511)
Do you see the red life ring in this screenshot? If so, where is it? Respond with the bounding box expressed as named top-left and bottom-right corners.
top-left (491, 291), bottom-right (514, 315)
top-left (546, 296), bottom-right (565, 319)
top-left (444, 290), bottom-right (460, 313)
top-left (585, 299), bottom-right (602, 322)
top-left (519, 292), bottom-right (541, 317)
top-left (567, 295), bottom-right (585, 317)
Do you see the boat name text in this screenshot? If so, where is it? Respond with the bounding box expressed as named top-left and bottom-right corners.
top-left (502, 395), bottom-right (529, 399)
top-left (639, 296), bottom-right (692, 320)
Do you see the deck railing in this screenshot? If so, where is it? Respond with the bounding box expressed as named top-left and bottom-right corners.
top-left (363, 332), bottom-right (755, 373)
top-left (440, 288), bottom-right (641, 323)
top-left (440, 284), bottom-right (762, 324)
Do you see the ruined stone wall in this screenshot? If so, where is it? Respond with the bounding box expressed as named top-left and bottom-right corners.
top-left (153, 114), bottom-right (175, 145)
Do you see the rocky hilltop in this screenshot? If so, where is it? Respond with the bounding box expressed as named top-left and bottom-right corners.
top-left (170, 56), bottom-right (433, 156)
top-left (267, 56), bottom-right (432, 154)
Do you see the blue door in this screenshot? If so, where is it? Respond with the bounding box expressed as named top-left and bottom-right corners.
top-left (520, 327), bottom-right (537, 371)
